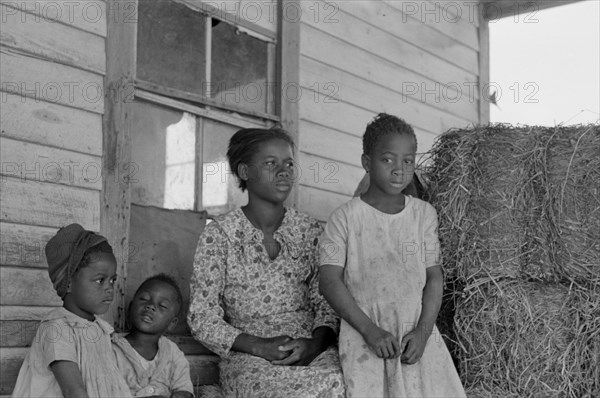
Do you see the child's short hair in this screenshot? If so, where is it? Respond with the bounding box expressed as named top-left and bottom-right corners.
top-left (227, 127), bottom-right (295, 192)
top-left (363, 113), bottom-right (417, 155)
top-left (137, 273), bottom-right (184, 313)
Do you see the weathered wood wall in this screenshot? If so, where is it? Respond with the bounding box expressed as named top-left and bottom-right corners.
top-left (296, 0), bottom-right (484, 220)
top-left (0, 0), bottom-right (107, 394)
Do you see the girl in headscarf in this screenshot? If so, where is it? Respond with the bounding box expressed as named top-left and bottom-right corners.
top-left (12, 223), bottom-right (132, 398)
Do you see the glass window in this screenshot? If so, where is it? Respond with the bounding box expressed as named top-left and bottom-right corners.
top-left (201, 119), bottom-right (248, 214)
top-left (211, 21), bottom-right (269, 114)
top-left (137, 0), bottom-right (207, 94)
top-left (130, 100), bottom-right (196, 210)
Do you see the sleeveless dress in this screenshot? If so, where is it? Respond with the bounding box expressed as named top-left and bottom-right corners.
top-left (321, 196), bottom-right (466, 398)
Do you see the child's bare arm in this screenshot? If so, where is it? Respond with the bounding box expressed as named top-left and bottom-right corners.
top-left (401, 265), bottom-right (443, 364)
top-left (50, 360), bottom-right (89, 398)
top-left (320, 264), bottom-right (400, 359)
top-left (417, 265), bottom-right (443, 334)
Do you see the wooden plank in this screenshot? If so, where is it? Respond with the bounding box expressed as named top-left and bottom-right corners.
top-left (0, 177), bottom-right (100, 229)
top-left (299, 90), bottom-right (442, 154)
top-left (0, 92), bottom-right (102, 156)
top-left (478, 8), bottom-right (490, 124)
top-left (134, 90), bottom-right (264, 129)
top-left (300, 24), bottom-right (481, 121)
top-left (103, 0), bottom-right (137, 330)
top-left (333, 1), bottom-right (478, 73)
top-left (0, 223), bottom-right (56, 268)
top-left (0, 347), bottom-right (28, 395)
top-left (175, 0), bottom-right (277, 39)
top-left (416, 129), bottom-right (440, 159)
top-left (0, 138), bottom-right (103, 190)
top-left (0, 306), bottom-right (57, 321)
top-left (384, 0), bottom-right (479, 48)
top-left (298, 120), bottom-right (363, 167)
top-left (480, 0), bottom-right (584, 20)
top-left (278, 0), bottom-right (301, 208)
top-left (301, 3), bottom-right (478, 88)
top-left (0, 350), bottom-right (220, 392)
top-left (187, 354), bottom-right (220, 386)
top-left (1, 51), bottom-right (104, 114)
top-left (0, 267), bottom-right (62, 306)
top-left (135, 80), bottom-right (280, 123)
top-left (298, 153), bottom-right (363, 197)
top-left (0, 321), bottom-right (39, 347)
top-left (298, 184), bottom-right (351, 221)
top-left (299, 91), bottom-right (374, 137)
top-left (300, 56), bottom-right (478, 133)
top-left (298, 119), bottom-right (438, 166)
top-left (0, 0), bottom-right (107, 37)
top-left (1, 7), bottom-right (105, 74)
top-left (166, 335), bottom-right (214, 356)
top-left (423, 0), bottom-right (479, 27)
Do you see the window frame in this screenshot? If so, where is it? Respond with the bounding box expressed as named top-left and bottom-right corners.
top-left (102, 0), bottom-right (301, 328)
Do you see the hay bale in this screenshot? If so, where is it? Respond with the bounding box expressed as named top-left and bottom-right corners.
top-left (544, 126), bottom-right (600, 284)
top-left (454, 279), bottom-right (600, 398)
top-left (425, 124), bottom-right (600, 283)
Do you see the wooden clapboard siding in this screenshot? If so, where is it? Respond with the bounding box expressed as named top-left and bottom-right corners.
top-left (0, 138), bottom-right (103, 190)
top-left (0, 0), bottom-right (108, 37)
top-left (0, 307), bottom-right (57, 321)
top-left (0, 268), bottom-right (62, 307)
top-left (0, 178), bottom-right (100, 229)
top-left (298, 153), bottom-right (363, 197)
top-left (301, 3), bottom-right (478, 88)
top-left (299, 90), bottom-right (439, 156)
top-left (335, 1), bottom-right (478, 72)
top-left (300, 57), bottom-right (475, 136)
top-left (297, 0), bottom-right (480, 219)
top-left (1, 51), bottom-right (104, 114)
top-left (299, 121), bottom-right (363, 167)
top-left (0, 7), bottom-right (106, 393)
top-left (0, 223), bottom-right (56, 268)
top-left (0, 92), bottom-right (103, 156)
top-left (298, 185), bottom-right (350, 222)
top-left (1, 6), bottom-right (105, 74)
top-left (385, 0), bottom-right (479, 48)
top-left (300, 25), bottom-right (479, 121)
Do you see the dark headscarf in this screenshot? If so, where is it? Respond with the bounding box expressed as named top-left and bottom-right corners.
top-left (45, 223), bottom-right (109, 298)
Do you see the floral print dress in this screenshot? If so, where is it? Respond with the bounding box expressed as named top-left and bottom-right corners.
top-left (188, 207), bottom-right (345, 398)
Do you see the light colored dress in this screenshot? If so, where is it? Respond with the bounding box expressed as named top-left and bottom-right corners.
top-left (11, 307), bottom-right (132, 398)
top-left (188, 207), bottom-right (345, 398)
top-left (320, 196), bottom-right (466, 398)
top-left (112, 333), bottom-right (194, 397)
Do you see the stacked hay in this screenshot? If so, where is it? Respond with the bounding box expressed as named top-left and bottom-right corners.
top-left (425, 124), bottom-right (600, 397)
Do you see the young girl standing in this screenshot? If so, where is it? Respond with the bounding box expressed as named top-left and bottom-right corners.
top-left (12, 223), bottom-right (131, 398)
top-left (319, 113), bottom-right (465, 397)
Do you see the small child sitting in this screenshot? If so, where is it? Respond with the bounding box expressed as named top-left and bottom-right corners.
top-left (112, 274), bottom-right (194, 398)
top-left (12, 223), bottom-right (131, 397)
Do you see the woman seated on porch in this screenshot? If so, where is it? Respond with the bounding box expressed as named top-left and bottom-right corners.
top-left (187, 127), bottom-right (345, 398)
